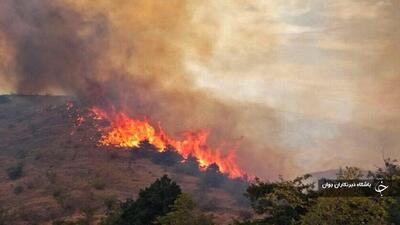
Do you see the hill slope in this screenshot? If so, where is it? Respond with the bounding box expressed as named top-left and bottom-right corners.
top-left (0, 95), bottom-right (249, 225)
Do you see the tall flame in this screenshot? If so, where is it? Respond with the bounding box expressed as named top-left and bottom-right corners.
top-left (89, 107), bottom-right (244, 178)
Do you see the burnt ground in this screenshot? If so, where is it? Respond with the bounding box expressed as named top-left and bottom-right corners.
top-left (0, 95), bottom-right (250, 225)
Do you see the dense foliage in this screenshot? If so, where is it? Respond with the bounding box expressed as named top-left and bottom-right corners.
top-left (101, 175), bottom-right (182, 225)
top-left (157, 193), bottom-right (215, 225)
top-left (234, 159), bottom-right (400, 225)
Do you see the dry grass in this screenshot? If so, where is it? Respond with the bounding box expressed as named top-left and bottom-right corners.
top-left (0, 95), bottom-right (249, 225)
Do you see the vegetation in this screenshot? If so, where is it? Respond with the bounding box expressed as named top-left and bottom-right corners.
top-left (6, 163), bottom-right (23, 180)
top-left (157, 193), bottom-right (215, 225)
top-left (13, 185), bottom-right (24, 195)
top-left (90, 177), bottom-right (106, 190)
top-left (101, 175), bottom-right (182, 225)
top-left (53, 188), bottom-right (74, 211)
top-left (46, 168), bottom-right (57, 184)
top-left (234, 159), bottom-right (400, 225)
top-left (0, 207), bottom-right (10, 225)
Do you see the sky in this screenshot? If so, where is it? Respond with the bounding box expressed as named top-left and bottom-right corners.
top-left (183, 0), bottom-right (400, 174)
top-left (0, 0), bottom-right (399, 178)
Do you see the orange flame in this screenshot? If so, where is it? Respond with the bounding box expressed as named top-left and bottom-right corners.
top-left (89, 107), bottom-right (244, 178)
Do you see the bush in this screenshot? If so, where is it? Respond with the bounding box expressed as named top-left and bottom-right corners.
top-left (103, 195), bottom-right (119, 212)
top-left (53, 188), bottom-right (74, 211)
top-left (90, 177), bottom-right (106, 190)
top-left (0, 207), bottom-right (10, 225)
top-left (173, 155), bottom-right (201, 176)
top-left (151, 146), bottom-right (183, 166)
top-left (6, 164), bottom-right (23, 180)
top-left (46, 168), bottom-right (57, 184)
top-left (200, 163), bottom-right (226, 188)
top-left (157, 193), bottom-right (215, 225)
top-left (13, 185), bottom-right (24, 195)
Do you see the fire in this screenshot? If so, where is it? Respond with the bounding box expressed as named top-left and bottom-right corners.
top-left (89, 107), bottom-right (245, 178)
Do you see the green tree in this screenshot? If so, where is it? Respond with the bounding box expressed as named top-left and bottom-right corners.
top-left (300, 197), bottom-right (388, 225)
top-left (158, 193), bottom-right (215, 225)
top-left (240, 174), bottom-right (316, 225)
top-left (102, 175), bottom-right (182, 225)
top-left (235, 160), bottom-right (400, 225)
top-left (368, 158), bottom-right (400, 224)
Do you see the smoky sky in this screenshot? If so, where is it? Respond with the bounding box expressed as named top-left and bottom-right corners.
top-left (0, 0), bottom-right (399, 178)
top-left (0, 0), bottom-right (110, 101)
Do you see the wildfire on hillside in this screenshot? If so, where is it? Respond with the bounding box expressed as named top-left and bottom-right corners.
top-left (81, 106), bottom-right (245, 178)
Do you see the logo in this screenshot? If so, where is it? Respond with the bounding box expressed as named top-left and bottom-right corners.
top-left (374, 180), bottom-right (388, 196)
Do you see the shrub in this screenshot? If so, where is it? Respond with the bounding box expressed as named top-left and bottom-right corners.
top-left (151, 146), bottom-right (183, 166)
top-left (157, 193), bottom-right (215, 225)
top-left (6, 164), bottom-right (23, 180)
top-left (90, 177), bottom-right (106, 190)
top-left (103, 195), bottom-right (119, 212)
top-left (53, 188), bottom-right (73, 211)
top-left (13, 185), bottom-right (24, 195)
top-left (199, 163), bottom-right (226, 188)
top-left (46, 168), bottom-right (57, 184)
top-left (0, 207), bottom-right (10, 225)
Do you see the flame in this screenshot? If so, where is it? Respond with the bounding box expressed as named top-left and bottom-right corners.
top-left (89, 107), bottom-right (244, 178)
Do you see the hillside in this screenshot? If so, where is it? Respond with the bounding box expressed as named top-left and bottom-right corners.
top-left (0, 95), bottom-right (250, 225)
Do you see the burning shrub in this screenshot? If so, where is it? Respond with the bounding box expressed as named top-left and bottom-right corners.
top-left (6, 163), bottom-right (23, 180)
top-left (89, 107), bottom-right (245, 179)
top-left (131, 140), bottom-right (159, 159)
top-left (173, 155), bottom-right (201, 176)
top-left (200, 163), bottom-right (226, 188)
top-left (151, 145), bottom-right (183, 167)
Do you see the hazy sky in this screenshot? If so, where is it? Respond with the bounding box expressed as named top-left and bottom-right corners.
top-left (0, 0), bottom-right (399, 177)
top-left (184, 0), bottom-right (400, 173)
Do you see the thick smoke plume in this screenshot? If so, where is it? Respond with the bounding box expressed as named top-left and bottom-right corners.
top-left (0, 0), bottom-right (291, 178)
top-left (2, 0), bottom-right (398, 178)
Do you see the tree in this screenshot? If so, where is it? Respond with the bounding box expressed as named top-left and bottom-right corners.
top-left (157, 193), bottom-right (215, 225)
top-left (152, 145), bottom-right (183, 166)
top-left (368, 158), bottom-right (400, 224)
top-left (300, 197), bottom-right (388, 225)
top-left (102, 175), bottom-right (182, 225)
top-left (174, 155), bottom-right (201, 176)
top-left (6, 163), bottom-right (23, 180)
top-left (241, 174), bottom-right (316, 225)
top-left (201, 163), bottom-right (226, 188)
top-left (235, 160), bottom-right (400, 225)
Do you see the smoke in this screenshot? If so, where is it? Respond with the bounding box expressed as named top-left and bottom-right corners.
top-left (2, 0), bottom-right (397, 178)
top-left (0, 0), bottom-right (293, 178)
